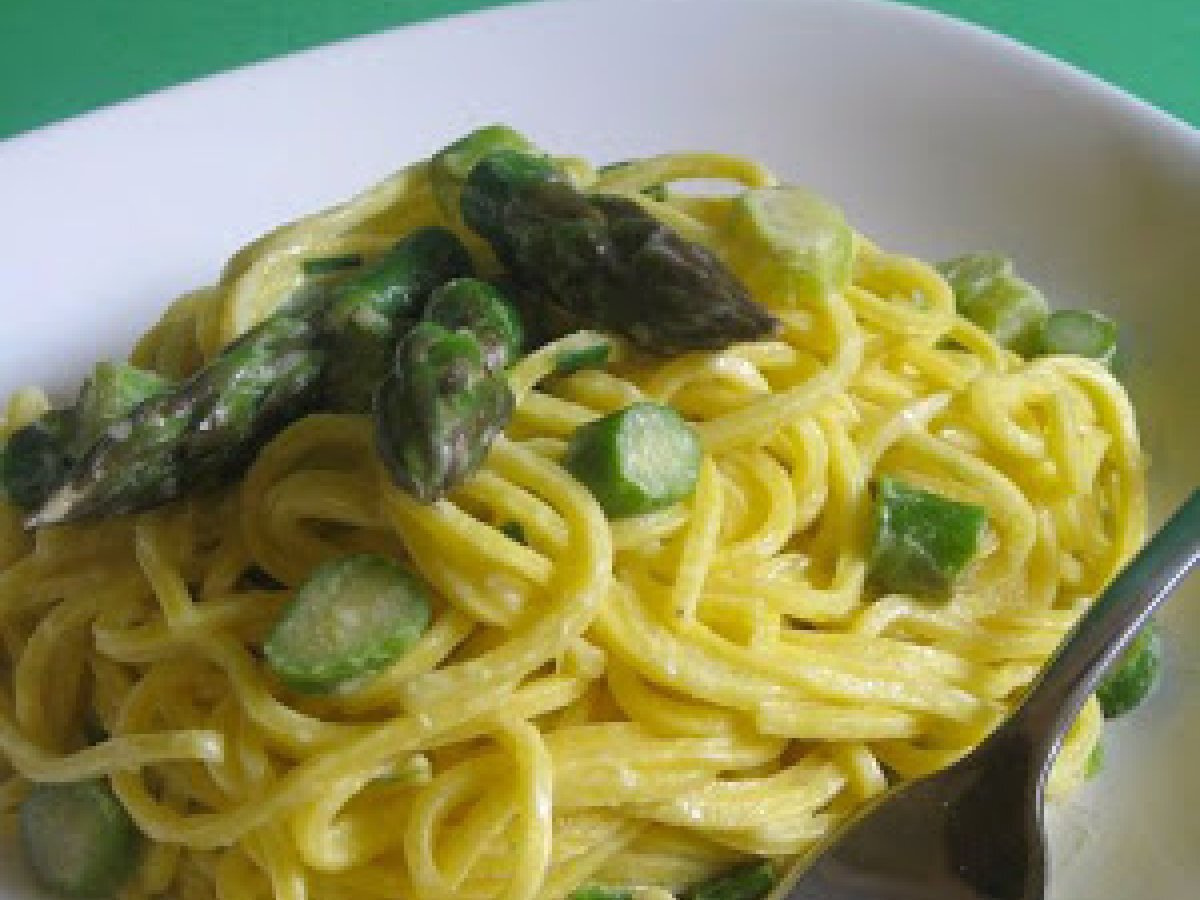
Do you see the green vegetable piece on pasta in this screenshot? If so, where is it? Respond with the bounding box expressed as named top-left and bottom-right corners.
top-left (264, 553), bottom-right (432, 693)
top-left (1036, 308), bottom-right (1119, 366)
top-left (725, 185), bottom-right (854, 301)
top-left (71, 361), bottom-right (171, 459)
top-left (461, 148), bottom-right (777, 353)
top-left (375, 322), bottom-right (515, 502)
top-left (320, 226), bottom-right (474, 412)
top-left (499, 520), bottom-right (527, 544)
top-left (301, 253), bottom-right (363, 276)
top-left (568, 887), bottom-right (634, 900)
top-left (29, 312), bottom-right (325, 527)
top-left (19, 779), bottom-right (140, 898)
top-left (565, 402), bottom-right (701, 519)
top-left (596, 160), bottom-right (671, 201)
top-left (1, 415), bottom-right (74, 511)
top-left (430, 124), bottom-right (541, 222)
top-left (1096, 620), bottom-right (1161, 718)
top-left (424, 278), bottom-right (524, 372)
top-left (1084, 740), bottom-right (1105, 779)
top-left (690, 859), bottom-right (777, 900)
top-left (868, 476), bottom-right (987, 598)
top-left (554, 341), bottom-right (611, 376)
top-left (937, 253), bottom-right (1048, 356)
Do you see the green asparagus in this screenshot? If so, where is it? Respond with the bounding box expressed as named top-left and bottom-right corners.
top-left (565, 402), bottom-right (701, 518)
top-left (29, 312), bottom-right (325, 526)
top-left (430, 124), bottom-right (541, 224)
top-left (689, 859), bottom-right (777, 900)
top-left (2, 362), bottom-right (168, 513)
top-left (554, 340), bottom-right (611, 376)
top-left (868, 476), bottom-right (987, 598)
top-left (937, 253), bottom-right (1048, 356)
top-left (1036, 308), bottom-right (1119, 366)
top-left (1, 413), bottom-right (74, 511)
top-left (568, 888), bottom-right (634, 900)
top-left (1096, 620), bottom-right (1161, 717)
top-left (424, 278), bottom-right (524, 372)
top-left (319, 227), bottom-right (473, 412)
top-left (725, 185), bottom-right (854, 301)
top-left (71, 362), bottom-right (171, 458)
top-left (26, 228), bottom-right (471, 526)
top-left (375, 322), bottom-right (514, 501)
top-left (302, 253), bottom-right (363, 276)
top-left (264, 553), bottom-right (432, 693)
top-left (460, 148), bottom-right (777, 353)
top-left (20, 779), bottom-right (140, 897)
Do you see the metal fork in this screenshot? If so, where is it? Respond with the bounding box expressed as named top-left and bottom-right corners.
top-left (775, 489), bottom-right (1200, 900)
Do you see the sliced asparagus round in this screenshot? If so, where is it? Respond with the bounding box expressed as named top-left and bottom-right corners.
top-left (264, 553), bottom-right (432, 693)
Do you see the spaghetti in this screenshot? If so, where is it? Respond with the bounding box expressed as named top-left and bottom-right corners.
top-left (0, 143), bottom-right (1145, 900)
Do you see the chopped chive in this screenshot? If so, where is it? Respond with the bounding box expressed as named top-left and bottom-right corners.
top-left (499, 521), bottom-right (527, 544)
top-left (555, 342), bottom-right (611, 376)
top-left (236, 565), bottom-right (287, 591)
top-left (302, 253), bottom-right (363, 276)
top-left (569, 888), bottom-right (634, 900)
top-left (690, 858), bottom-right (777, 900)
top-left (642, 183), bottom-right (670, 202)
top-left (1085, 740), bottom-right (1105, 779)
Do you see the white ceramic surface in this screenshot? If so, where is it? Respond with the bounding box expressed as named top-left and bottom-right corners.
top-left (0, 0), bottom-right (1196, 897)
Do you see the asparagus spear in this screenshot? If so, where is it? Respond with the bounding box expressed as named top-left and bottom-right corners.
top-left (375, 322), bottom-right (514, 502)
top-left (71, 361), bottom-right (172, 458)
top-left (424, 277), bottom-right (524, 371)
top-left (460, 148), bottom-right (778, 354)
top-left (429, 124), bottom-right (539, 224)
top-left (319, 226), bottom-right (473, 412)
top-left (1, 363), bottom-right (168, 512)
top-left (30, 312), bottom-right (325, 526)
top-left (26, 228), bottom-right (471, 526)
top-left (375, 277), bottom-right (520, 501)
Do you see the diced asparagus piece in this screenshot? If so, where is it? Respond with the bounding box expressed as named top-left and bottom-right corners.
top-left (565, 402), bottom-right (701, 518)
top-left (937, 253), bottom-right (1048, 356)
top-left (1096, 620), bottom-right (1161, 718)
top-left (1036, 308), bottom-right (1119, 366)
top-left (19, 779), bottom-right (140, 898)
top-left (725, 185), bottom-right (854, 301)
top-left (868, 476), bottom-right (987, 598)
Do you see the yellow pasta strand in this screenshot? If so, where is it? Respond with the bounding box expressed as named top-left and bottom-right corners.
top-left (0, 147), bottom-right (1144, 900)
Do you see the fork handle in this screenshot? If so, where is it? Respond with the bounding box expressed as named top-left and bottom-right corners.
top-left (1006, 489), bottom-right (1200, 765)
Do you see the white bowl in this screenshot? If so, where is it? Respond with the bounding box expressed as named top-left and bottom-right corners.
top-left (0, 1), bottom-right (1196, 896)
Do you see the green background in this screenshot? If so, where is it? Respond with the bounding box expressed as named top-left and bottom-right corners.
top-left (1, 0), bottom-right (1197, 141)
